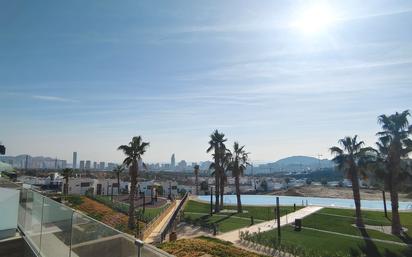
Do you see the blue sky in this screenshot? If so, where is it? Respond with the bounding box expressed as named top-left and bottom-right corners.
top-left (1, 0), bottom-right (411, 164)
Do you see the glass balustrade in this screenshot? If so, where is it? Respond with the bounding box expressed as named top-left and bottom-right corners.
top-left (14, 188), bottom-right (172, 257)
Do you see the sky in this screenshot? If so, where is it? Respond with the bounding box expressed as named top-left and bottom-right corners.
top-left (1, 0), bottom-right (411, 164)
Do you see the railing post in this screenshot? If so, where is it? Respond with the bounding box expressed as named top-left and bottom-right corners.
top-left (135, 239), bottom-right (144, 257)
top-left (39, 197), bottom-right (45, 252)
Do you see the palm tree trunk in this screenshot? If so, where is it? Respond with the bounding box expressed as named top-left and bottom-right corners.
top-left (64, 177), bottom-right (68, 195)
top-left (220, 171), bottom-right (224, 209)
top-left (235, 175), bottom-right (242, 213)
top-left (214, 172), bottom-right (220, 213)
top-left (195, 173), bottom-right (199, 195)
top-left (128, 164), bottom-right (137, 229)
top-left (117, 173), bottom-right (120, 195)
top-left (351, 169), bottom-right (363, 227)
top-left (389, 168), bottom-right (402, 235)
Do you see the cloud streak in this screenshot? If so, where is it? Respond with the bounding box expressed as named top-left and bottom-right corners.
top-left (31, 95), bottom-right (78, 103)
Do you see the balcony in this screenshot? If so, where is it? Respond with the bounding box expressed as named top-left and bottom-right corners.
top-left (0, 180), bottom-right (173, 257)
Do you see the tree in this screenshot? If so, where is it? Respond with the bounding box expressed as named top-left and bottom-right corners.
top-left (207, 130), bottom-right (227, 213)
top-left (219, 150), bottom-right (232, 209)
top-left (227, 142), bottom-right (249, 213)
top-left (193, 165), bottom-right (200, 195)
top-left (377, 110), bottom-right (412, 235)
top-left (61, 168), bottom-right (73, 196)
top-left (118, 136), bottom-right (150, 230)
top-left (200, 181), bottom-right (208, 192)
top-left (113, 164), bottom-right (125, 195)
top-left (260, 179), bottom-right (268, 192)
top-left (330, 135), bottom-right (374, 228)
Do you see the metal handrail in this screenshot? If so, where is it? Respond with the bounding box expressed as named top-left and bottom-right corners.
top-left (160, 192), bottom-right (189, 242)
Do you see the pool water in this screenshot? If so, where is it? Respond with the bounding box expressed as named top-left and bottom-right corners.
top-left (197, 195), bottom-right (412, 210)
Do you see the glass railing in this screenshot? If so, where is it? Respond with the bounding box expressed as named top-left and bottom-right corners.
top-left (17, 188), bottom-right (173, 257)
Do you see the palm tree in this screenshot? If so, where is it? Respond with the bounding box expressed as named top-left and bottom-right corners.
top-left (220, 150), bottom-right (232, 209)
top-left (207, 130), bottom-right (227, 213)
top-left (61, 168), bottom-right (73, 196)
top-left (118, 136), bottom-right (150, 229)
top-left (377, 110), bottom-right (412, 235)
top-left (228, 142), bottom-right (249, 213)
top-left (193, 165), bottom-right (200, 195)
top-left (113, 164), bottom-right (125, 195)
top-left (330, 136), bottom-right (374, 227)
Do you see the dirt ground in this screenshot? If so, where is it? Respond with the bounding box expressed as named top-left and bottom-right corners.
top-left (270, 185), bottom-right (412, 201)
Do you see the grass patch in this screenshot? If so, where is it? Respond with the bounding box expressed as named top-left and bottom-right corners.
top-left (248, 225), bottom-right (411, 257)
top-left (245, 207), bottom-right (412, 257)
top-left (185, 200), bottom-right (300, 220)
top-left (185, 213), bottom-right (256, 233)
top-left (158, 237), bottom-right (267, 257)
top-left (183, 200), bottom-right (301, 233)
top-left (303, 208), bottom-right (412, 243)
top-left (64, 195), bottom-right (84, 207)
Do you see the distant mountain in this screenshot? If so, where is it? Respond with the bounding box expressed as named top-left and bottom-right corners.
top-left (258, 155), bottom-right (334, 173)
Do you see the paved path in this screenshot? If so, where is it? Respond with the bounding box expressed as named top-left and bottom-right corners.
top-left (217, 206), bottom-right (323, 242)
top-left (145, 200), bottom-right (181, 244)
top-left (185, 212), bottom-right (266, 222)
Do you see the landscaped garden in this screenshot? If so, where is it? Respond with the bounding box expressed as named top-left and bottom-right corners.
top-left (65, 195), bottom-right (135, 234)
top-left (91, 195), bottom-right (170, 223)
top-left (242, 207), bottom-right (412, 257)
top-left (183, 200), bottom-right (301, 233)
top-left (159, 236), bottom-right (267, 257)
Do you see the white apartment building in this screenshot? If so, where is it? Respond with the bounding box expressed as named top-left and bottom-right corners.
top-left (62, 178), bottom-right (119, 196)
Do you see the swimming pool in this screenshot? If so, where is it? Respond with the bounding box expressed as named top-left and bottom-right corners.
top-left (196, 195), bottom-right (412, 211)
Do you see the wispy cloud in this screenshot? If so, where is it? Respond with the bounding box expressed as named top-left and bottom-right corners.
top-left (32, 95), bottom-right (78, 103)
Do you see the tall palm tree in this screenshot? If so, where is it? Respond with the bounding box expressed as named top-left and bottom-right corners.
top-left (118, 136), bottom-right (150, 229)
top-left (228, 142), bottom-right (249, 213)
top-left (207, 130), bottom-right (227, 213)
top-left (193, 165), bottom-right (200, 195)
top-left (220, 150), bottom-right (232, 209)
top-left (330, 136), bottom-right (374, 227)
top-left (61, 168), bottom-right (73, 196)
top-left (113, 164), bottom-right (125, 195)
top-left (377, 110), bottom-right (412, 235)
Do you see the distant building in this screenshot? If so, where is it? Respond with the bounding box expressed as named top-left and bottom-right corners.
top-left (107, 162), bottom-right (116, 170)
top-left (93, 161), bottom-right (97, 170)
top-left (72, 152), bottom-right (77, 169)
top-left (177, 160), bottom-right (187, 171)
top-left (79, 160), bottom-right (85, 170)
top-left (171, 153), bottom-right (176, 170)
top-left (85, 160), bottom-right (91, 170)
top-left (62, 178), bottom-right (119, 196)
top-left (99, 161), bottom-right (105, 170)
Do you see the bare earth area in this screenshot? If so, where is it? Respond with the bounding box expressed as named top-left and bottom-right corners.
top-left (270, 185), bottom-right (412, 201)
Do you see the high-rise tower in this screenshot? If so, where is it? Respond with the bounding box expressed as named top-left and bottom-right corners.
top-left (72, 152), bottom-right (77, 169)
top-left (171, 153), bottom-right (176, 170)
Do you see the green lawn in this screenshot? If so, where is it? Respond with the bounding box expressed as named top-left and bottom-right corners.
top-left (248, 208), bottom-right (412, 257)
top-left (251, 225), bottom-right (411, 257)
top-left (303, 208), bottom-right (412, 243)
top-left (183, 200), bottom-right (301, 233)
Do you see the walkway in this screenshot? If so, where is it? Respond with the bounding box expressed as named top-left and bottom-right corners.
top-left (185, 212), bottom-right (266, 222)
top-left (145, 200), bottom-right (181, 244)
top-left (217, 206), bottom-right (323, 242)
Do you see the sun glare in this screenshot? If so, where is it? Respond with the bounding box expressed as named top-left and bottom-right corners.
top-left (294, 5), bottom-right (335, 34)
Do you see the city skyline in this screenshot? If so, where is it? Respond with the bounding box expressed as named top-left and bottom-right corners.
top-left (1, 0), bottom-right (411, 163)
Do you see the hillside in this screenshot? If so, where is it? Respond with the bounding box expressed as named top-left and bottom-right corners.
top-left (258, 155), bottom-right (334, 172)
